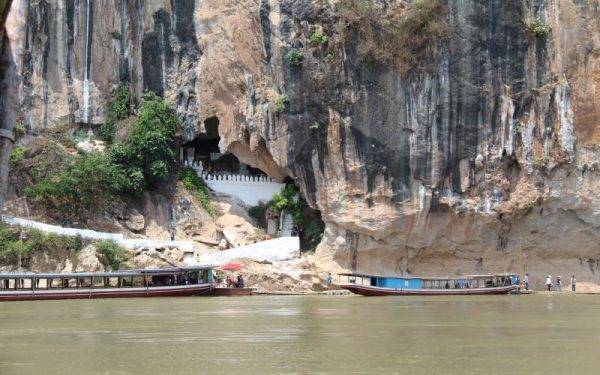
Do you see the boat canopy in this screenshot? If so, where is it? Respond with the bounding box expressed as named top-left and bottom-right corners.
top-left (337, 272), bottom-right (518, 280)
top-left (0, 266), bottom-right (213, 279)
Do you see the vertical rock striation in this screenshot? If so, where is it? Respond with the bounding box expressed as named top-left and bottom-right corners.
top-left (5, 0), bottom-right (600, 285)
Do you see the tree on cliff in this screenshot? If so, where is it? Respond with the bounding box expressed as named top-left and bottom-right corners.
top-left (26, 90), bottom-right (180, 214)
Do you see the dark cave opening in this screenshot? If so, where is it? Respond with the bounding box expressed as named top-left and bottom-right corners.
top-left (180, 116), bottom-right (264, 176)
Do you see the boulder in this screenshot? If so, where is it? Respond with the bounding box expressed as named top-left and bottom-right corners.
top-left (125, 208), bottom-right (145, 232)
top-left (74, 244), bottom-right (107, 272)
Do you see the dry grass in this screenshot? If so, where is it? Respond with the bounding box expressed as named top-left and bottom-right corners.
top-left (337, 0), bottom-right (448, 75)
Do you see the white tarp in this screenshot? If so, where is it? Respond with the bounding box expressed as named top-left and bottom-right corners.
top-left (195, 236), bottom-right (300, 266)
top-left (2, 215), bottom-right (194, 251)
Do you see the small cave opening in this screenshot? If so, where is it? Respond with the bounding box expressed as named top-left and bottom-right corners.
top-left (180, 116), bottom-right (266, 177)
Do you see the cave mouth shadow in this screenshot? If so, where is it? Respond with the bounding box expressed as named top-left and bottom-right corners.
top-left (181, 116), bottom-right (266, 176)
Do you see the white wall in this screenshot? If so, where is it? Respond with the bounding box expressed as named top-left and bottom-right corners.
top-left (183, 159), bottom-right (284, 206)
top-left (200, 172), bottom-right (283, 206)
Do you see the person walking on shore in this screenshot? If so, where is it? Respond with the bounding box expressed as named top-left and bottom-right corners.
top-left (556, 276), bottom-right (562, 292)
top-left (546, 275), bottom-right (552, 291)
top-left (571, 275), bottom-right (576, 292)
top-left (524, 273), bottom-right (529, 291)
top-left (326, 273), bottom-right (333, 287)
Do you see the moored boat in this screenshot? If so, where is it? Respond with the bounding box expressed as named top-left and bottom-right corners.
top-left (0, 267), bottom-right (214, 302)
top-left (338, 273), bottom-right (519, 296)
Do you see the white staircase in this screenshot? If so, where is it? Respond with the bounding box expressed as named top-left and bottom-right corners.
top-left (279, 213), bottom-right (294, 237)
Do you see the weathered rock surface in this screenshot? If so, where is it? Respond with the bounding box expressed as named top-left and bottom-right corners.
top-left (5, 0), bottom-right (600, 287)
top-left (74, 244), bottom-right (106, 272)
top-left (27, 243), bottom-right (106, 273)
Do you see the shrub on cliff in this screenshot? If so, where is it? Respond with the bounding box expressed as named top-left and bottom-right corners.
top-left (25, 152), bottom-right (130, 215)
top-left (100, 83), bottom-right (131, 143)
top-left (0, 225), bottom-right (82, 267)
top-left (287, 48), bottom-right (304, 66)
top-left (524, 19), bottom-right (551, 38)
top-left (96, 240), bottom-right (126, 270)
top-left (533, 155), bottom-right (550, 170)
top-left (120, 91), bottom-right (179, 189)
top-left (274, 94), bottom-right (290, 113)
top-left (10, 146), bottom-right (25, 167)
top-left (13, 121), bottom-right (26, 139)
top-left (310, 31), bottom-right (328, 46)
top-left (180, 167), bottom-right (215, 216)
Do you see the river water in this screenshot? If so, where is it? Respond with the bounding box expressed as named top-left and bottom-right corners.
top-left (1, 294), bottom-right (599, 374)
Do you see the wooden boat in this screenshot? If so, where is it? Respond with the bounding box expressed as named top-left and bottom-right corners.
top-left (338, 273), bottom-right (519, 296)
top-left (0, 267), bottom-right (214, 302)
top-left (208, 287), bottom-right (253, 296)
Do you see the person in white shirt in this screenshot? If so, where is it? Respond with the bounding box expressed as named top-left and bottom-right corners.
top-left (556, 275), bottom-right (562, 292)
top-left (546, 275), bottom-right (552, 291)
top-left (524, 273), bottom-right (529, 290)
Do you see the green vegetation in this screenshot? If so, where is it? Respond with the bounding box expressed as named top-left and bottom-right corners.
top-left (119, 91), bottom-right (179, 188)
top-left (270, 185), bottom-right (324, 251)
top-left (110, 31), bottom-right (122, 40)
top-left (25, 152), bottom-right (130, 215)
top-left (303, 220), bottom-right (324, 251)
top-left (0, 225), bottom-right (82, 267)
top-left (515, 124), bottom-right (523, 135)
top-left (524, 19), bottom-right (551, 38)
top-left (26, 89), bottom-right (179, 214)
top-left (274, 94), bottom-right (290, 113)
top-left (310, 31), bottom-right (328, 46)
top-left (99, 83), bottom-right (131, 143)
top-left (337, 0), bottom-right (448, 74)
top-left (248, 204), bottom-right (267, 221)
top-left (533, 155), bottom-right (550, 170)
top-left (287, 48), bottom-right (304, 66)
top-left (10, 146), bottom-right (25, 167)
top-left (180, 167), bottom-right (215, 216)
top-left (272, 184), bottom-right (299, 217)
top-left (96, 240), bottom-right (126, 270)
top-left (13, 121), bottom-right (26, 139)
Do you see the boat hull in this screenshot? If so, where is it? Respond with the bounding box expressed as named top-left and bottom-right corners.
top-left (0, 283), bottom-right (212, 302)
top-left (208, 287), bottom-right (253, 296)
top-left (340, 284), bottom-right (518, 296)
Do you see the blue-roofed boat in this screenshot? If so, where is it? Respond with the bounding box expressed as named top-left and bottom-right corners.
top-left (338, 273), bottom-right (519, 296)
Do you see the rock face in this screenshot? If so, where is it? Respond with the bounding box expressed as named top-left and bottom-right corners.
top-left (28, 243), bottom-right (107, 273)
top-left (5, 0), bottom-right (600, 287)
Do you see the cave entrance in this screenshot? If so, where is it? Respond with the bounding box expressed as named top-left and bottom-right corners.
top-left (180, 116), bottom-right (264, 177)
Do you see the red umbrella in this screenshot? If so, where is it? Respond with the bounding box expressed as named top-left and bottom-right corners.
top-left (221, 262), bottom-right (243, 271)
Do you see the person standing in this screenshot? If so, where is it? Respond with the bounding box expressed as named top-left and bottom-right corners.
top-left (326, 273), bottom-right (333, 287)
top-left (571, 275), bottom-right (576, 292)
top-left (546, 275), bottom-right (553, 291)
top-left (236, 275), bottom-right (244, 288)
top-left (556, 276), bottom-right (562, 292)
top-left (524, 273), bottom-right (529, 291)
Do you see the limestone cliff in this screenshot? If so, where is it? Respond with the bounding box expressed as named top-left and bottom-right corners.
top-left (4, 0), bottom-right (600, 286)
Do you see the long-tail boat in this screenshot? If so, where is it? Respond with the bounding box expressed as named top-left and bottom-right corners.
top-left (0, 267), bottom-right (214, 302)
top-left (338, 273), bottom-right (520, 296)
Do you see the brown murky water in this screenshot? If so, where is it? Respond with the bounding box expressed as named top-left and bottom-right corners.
top-left (0, 294), bottom-right (599, 374)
